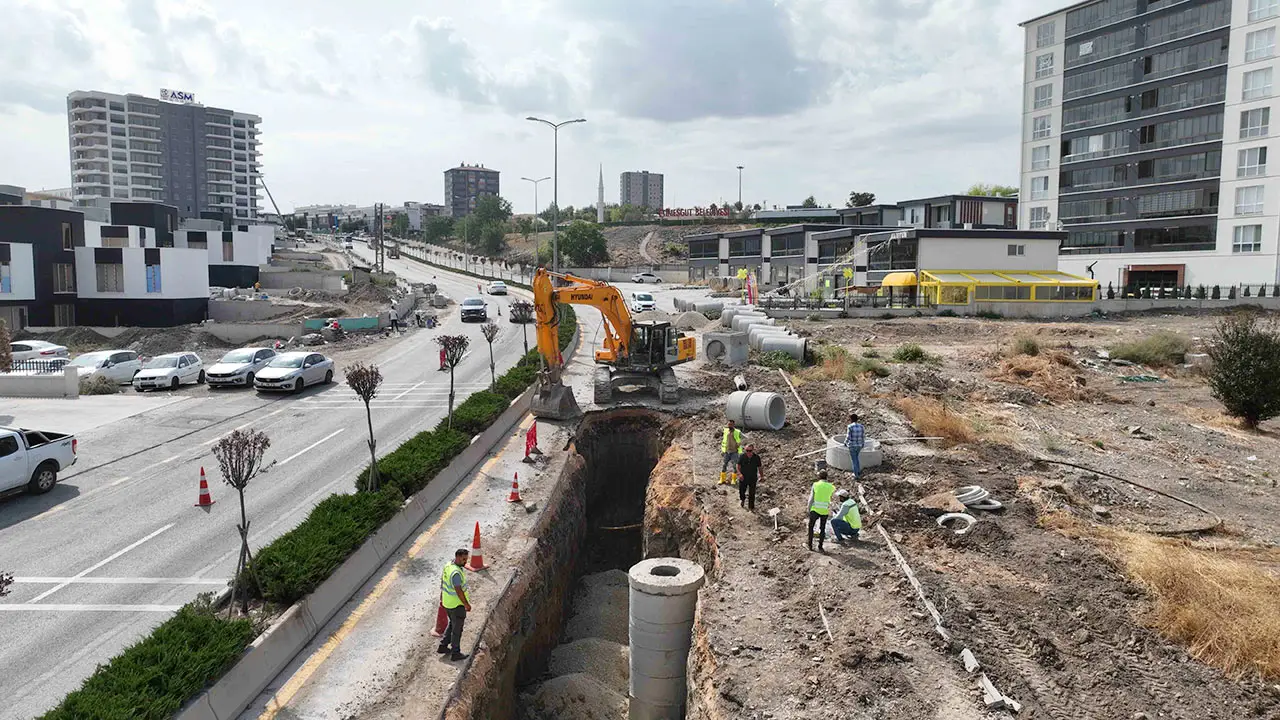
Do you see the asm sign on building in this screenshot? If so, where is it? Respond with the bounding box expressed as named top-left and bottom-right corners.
top-left (159, 88), bottom-right (196, 104)
top-left (660, 207), bottom-right (732, 218)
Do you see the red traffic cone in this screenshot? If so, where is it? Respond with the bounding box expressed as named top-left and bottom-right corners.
top-left (508, 472), bottom-right (522, 503)
top-left (469, 521), bottom-right (486, 570)
top-left (433, 601), bottom-right (448, 636)
top-left (194, 467), bottom-right (215, 507)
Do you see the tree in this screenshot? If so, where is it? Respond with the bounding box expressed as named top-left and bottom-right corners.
top-left (0, 571), bottom-right (11, 598)
top-left (473, 194), bottom-right (513, 226)
top-left (559, 220), bottom-right (609, 267)
top-left (510, 301), bottom-right (533, 354)
top-left (515, 216), bottom-right (535, 239)
top-left (966, 183), bottom-right (1018, 197)
top-left (800, 196), bottom-right (819, 209)
top-left (437, 335), bottom-right (470, 429)
top-left (1208, 314), bottom-right (1280, 428)
top-left (846, 191), bottom-right (876, 208)
top-left (752, 203), bottom-right (762, 211)
top-left (423, 216), bottom-right (454, 245)
top-left (345, 362), bottom-right (384, 492)
top-left (0, 320), bottom-right (11, 372)
top-left (477, 221), bottom-right (508, 257)
top-left (481, 322), bottom-right (500, 390)
top-left (213, 429), bottom-right (271, 616)
top-left (390, 214), bottom-right (409, 237)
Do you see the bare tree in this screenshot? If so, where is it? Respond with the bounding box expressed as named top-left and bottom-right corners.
top-left (0, 321), bottom-right (11, 373)
top-left (510, 301), bottom-right (533, 354)
top-left (345, 362), bottom-right (384, 492)
top-left (437, 335), bottom-right (470, 429)
top-left (481, 322), bottom-right (499, 390)
top-left (213, 429), bottom-right (271, 616)
top-left (0, 571), bottom-right (11, 597)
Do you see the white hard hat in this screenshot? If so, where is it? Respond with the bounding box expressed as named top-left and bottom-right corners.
top-left (836, 489), bottom-right (849, 498)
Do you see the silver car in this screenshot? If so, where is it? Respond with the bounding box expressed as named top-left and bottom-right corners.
top-left (254, 351), bottom-right (335, 393)
top-left (206, 347), bottom-right (277, 388)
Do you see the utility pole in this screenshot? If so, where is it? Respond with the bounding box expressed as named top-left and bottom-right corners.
top-left (736, 165), bottom-right (744, 207)
top-left (521, 176), bottom-right (550, 235)
top-left (376, 203), bottom-right (385, 274)
top-left (526, 116), bottom-right (586, 272)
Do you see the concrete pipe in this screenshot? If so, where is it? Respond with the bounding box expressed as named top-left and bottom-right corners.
top-left (725, 390), bottom-right (786, 431)
top-left (673, 298), bottom-right (688, 313)
top-left (824, 435), bottom-right (884, 472)
top-left (693, 301), bottom-right (724, 315)
top-left (720, 305), bottom-right (757, 327)
top-left (758, 334), bottom-right (806, 361)
top-left (747, 325), bottom-right (794, 350)
top-left (629, 558), bottom-right (705, 720)
top-left (731, 315), bottom-right (775, 332)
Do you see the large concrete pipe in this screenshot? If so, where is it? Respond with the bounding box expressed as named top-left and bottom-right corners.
top-left (693, 301), bottom-right (724, 315)
top-left (725, 390), bottom-right (786, 431)
top-left (720, 305), bottom-right (758, 327)
top-left (628, 558), bottom-right (705, 720)
top-left (759, 335), bottom-right (806, 362)
top-left (825, 435), bottom-right (884, 472)
top-left (731, 315), bottom-right (774, 332)
top-left (748, 325), bottom-right (794, 350)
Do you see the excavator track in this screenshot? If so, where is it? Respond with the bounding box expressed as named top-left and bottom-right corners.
top-left (658, 367), bottom-right (679, 404)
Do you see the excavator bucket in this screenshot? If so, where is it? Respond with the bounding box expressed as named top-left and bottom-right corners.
top-left (531, 376), bottom-right (582, 420)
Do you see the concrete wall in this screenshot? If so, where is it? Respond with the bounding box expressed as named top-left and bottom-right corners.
top-left (74, 247), bottom-right (209, 300)
top-left (1059, 251), bottom-right (1280, 288)
top-left (918, 236), bottom-right (1058, 271)
top-left (201, 322), bottom-right (304, 344)
top-left (207, 299), bottom-right (297, 322)
top-left (0, 367), bottom-right (79, 398)
top-left (24, 325), bottom-right (131, 337)
top-left (560, 267), bottom-right (686, 283)
top-left (828, 295), bottom-right (1280, 319)
top-left (257, 270), bottom-right (344, 291)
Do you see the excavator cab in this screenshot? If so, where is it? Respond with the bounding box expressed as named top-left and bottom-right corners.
top-left (628, 322), bottom-right (695, 369)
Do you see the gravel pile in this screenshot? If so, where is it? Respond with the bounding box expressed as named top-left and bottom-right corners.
top-left (546, 638), bottom-right (630, 689)
top-left (633, 310), bottom-right (674, 323)
top-left (674, 311), bottom-right (711, 331)
top-left (522, 673), bottom-right (627, 720)
top-left (563, 570), bottom-right (630, 644)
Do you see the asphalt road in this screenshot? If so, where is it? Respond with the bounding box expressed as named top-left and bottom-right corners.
top-left (0, 251), bottom-right (528, 720)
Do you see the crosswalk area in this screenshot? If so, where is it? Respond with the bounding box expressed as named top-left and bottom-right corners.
top-left (297, 381), bottom-right (494, 410)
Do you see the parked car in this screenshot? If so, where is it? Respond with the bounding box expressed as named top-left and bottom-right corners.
top-left (206, 347), bottom-right (277, 388)
top-left (0, 426), bottom-right (77, 495)
top-left (460, 297), bottom-right (489, 322)
top-left (343, 240), bottom-right (354, 250)
top-left (630, 272), bottom-right (662, 284)
top-left (134, 352), bottom-right (205, 392)
top-left (630, 291), bottom-right (657, 313)
top-left (254, 351), bottom-right (335, 393)
top-left (487, 280), bottom-right (508, 295)
top-left (10, 341), bottom-right (69, 362)
top-left (67, 350), bottom-right (142, 384)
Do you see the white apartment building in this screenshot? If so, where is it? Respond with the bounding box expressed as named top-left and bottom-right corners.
top-left (1020, 0), bottom-right (1280, 290)
top-left (67, 90), bottom-right (263, 222)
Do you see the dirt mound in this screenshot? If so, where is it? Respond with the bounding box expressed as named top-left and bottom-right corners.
top-left (673, 311), bottom-right (711, 331)
top-left (15, 326), bottom-right (116, 351)
top-left (521, 673), bottom-right (626, 720)
top-left (633, 310), bottom-right (673, 323)
top-left (545, 638), bottom-right (630, 688)
top-left (987, 351), bottom-right (1116, 403)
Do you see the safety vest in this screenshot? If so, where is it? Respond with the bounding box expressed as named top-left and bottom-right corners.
top-left (721, 427), bottom-right (742, 453)
top-left (440, 562), bottom-right (468, 609)
top-left (836, 499), bottom-right (862, 529)
top-left (810, 480), bottom-right (836, 515)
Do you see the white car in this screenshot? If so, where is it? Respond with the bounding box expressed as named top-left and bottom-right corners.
top-left (343, 241), bottom-right (354, 250)
top-left (487, 280), bottom-right (508, 295)
top-left (133, 352), bottom-right (205, 392)
top-left (630, 272), bottom-right (662, 284)
top-left (206, 347), bottom-right (277, 388)
top-left (67, 350), bottom-right (142, 384)
top-left (254, 351), bottom-right (335, 393)
top-left (630, 291), bottom-right (657, 313)
top-left (10, 341), bottom-right (69, 362)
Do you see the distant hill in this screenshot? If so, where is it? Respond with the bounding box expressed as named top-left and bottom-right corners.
top-left (503, 223), bottom-right (757, 267)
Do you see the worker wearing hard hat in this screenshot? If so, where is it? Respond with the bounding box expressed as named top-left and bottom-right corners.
top-left (830, 489), bottom-right (862, 544)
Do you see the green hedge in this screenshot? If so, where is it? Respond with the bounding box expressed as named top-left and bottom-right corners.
top-left (39, 605), bottom-right (255, 720)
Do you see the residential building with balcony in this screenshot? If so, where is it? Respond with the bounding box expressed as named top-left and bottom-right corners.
top-left (444, 164), bottom-right (499, 218)
top-left (620, 171), bottom-right (665, 210)
top-left (67, 90), bottom-right (263, 224)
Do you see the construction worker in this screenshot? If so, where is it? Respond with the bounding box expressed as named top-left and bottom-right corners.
top-left (736, 443), bottom-right (762, 510)
top-left (830, 489), bottom-right (862, 544)
top-left (719, 419), bottom-right (742, 485)
top-left (807, 470), bottom-right (836, 553)
top-left (437, 548), bottom-right (472, 661)
top-left (845, 412), bottom-right (865, 478)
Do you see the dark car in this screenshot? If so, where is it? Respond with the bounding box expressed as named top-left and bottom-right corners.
top-left (460, 297), bottom-right (488, 322)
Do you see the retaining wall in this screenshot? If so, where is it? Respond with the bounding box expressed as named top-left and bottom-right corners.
top-left (257, 270), bottom-right (345, 292)
top-left (200, 323), bottom-right (304, 344)
top-left (208, 300), bottom-right (297, 323)
top-left (0, 367), bottom-right (79, 398)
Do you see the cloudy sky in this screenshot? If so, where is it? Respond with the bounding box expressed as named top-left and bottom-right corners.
top-left (1, 0), bottom-right (1064, 213)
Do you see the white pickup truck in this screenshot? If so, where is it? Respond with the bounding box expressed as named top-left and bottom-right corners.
top-left (0, 426), bottom-right (78, 496)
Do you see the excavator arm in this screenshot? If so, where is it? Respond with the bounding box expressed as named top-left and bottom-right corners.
top-left (532, 268), bottom-right (634, 372)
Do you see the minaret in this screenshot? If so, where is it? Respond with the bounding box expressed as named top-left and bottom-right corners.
top-left (597, 164), bottom-right (605, 223)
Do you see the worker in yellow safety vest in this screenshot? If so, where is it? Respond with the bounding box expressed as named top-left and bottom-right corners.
top-left (719, 420), bottom-right (743, 486)
top-left (830, 489), bottom-right (862, 544)
top-left (807, 471), bottom-right (836, 553)
top-left (437, 549), bottom-right (472, 661)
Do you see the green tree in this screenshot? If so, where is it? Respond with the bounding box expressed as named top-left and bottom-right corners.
top-left (800, 196), bottom-right (819, 209)
top-left (559, 220), bottom-right (609, 266)
top-left (966, 183), bottom-right (1018, 197)
top-left (477, 221), bottom-right (508, 256)
top-left (390, 214), bottom-right (409, 237)
top-left (423, 216), bottom-right (454, 244)
top-left (1208, 314), bottom-right (1280, 428)
top-left (847, 191), bottom-right (876, 207)
top-left (473, 194), bottom-right (513, 226)
top-left (515, 216), bottom-right (535, 239)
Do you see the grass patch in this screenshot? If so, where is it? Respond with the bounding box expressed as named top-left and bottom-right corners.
top-left (862, 349), bottom-right (881, 359)
top-left (892, 397), bottom-right (975, 445)
top-left (1109, 331), bottom-right (1191, 367)
top-left (79, 375), bottom-right (120, 395)
top-left (803, 345), bottom-right (890, 381)
top-left (1011, 336), bottom-right (1040, 357)
top-left (891, 342), bottom-right (934, 363)
top-left (756, 350), bottom-right (800, 372)
top-left (937, 308), bottom-right (958, 317)
top-left (975, 310), bottom-right (1003, 320)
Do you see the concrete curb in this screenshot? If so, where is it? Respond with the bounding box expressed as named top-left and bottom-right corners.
top-left (176, 325), bottom-right (582, 720)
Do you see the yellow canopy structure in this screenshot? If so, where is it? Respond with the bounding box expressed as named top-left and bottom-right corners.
top-left (917, 269), bottom-right (1096, 305)
top-left (881, 272), bottom-right (918, 287)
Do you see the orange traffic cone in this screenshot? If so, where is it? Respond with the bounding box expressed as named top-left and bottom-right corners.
top-left (508, 472), bottom-right (522, 503)
top-left (195, 467), bottom-right (215, 507)
top-left (433, 601), bottom-right (448, 636)
top-left (469, 521), bottom-right (486, 570)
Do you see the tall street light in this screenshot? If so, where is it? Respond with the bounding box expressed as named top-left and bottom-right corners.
top-left (736, 165), bottom-right (744, 208)
top-left (521, 176), bottom-right (550, 234)
top-left (527, 116), bottom-right (586, 272)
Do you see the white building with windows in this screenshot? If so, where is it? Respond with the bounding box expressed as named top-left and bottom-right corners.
top-left (1020, 0), bottom-right (1280, 291)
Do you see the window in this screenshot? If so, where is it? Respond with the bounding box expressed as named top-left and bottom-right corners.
top-left (1239, 146), bottom-right (1268, 177)
top-left (1247, 27), bottom-right (1276, 61)
top-left (1037, 21), bottom-right (1055, 48)
top-left (1029, 206), bottom-right (1050, 230)
top-left (1030, 176), bottom-right (1049, 200)
top-left (0, 262), bottom-right (9, 293)
top-left (1007, 244), bottom-right (1026, 256)
top-left (1250, 0), bottom-right (1280, 23)
top-left (0, 435), bottom-right (17, 458)
top-left (1031, 145), bottom-right (1051, 170)
top-left (1242, 108), bottom-right (1271, 139)
top-left (1233, 224), bottom-right (1263, 252)
top-left (53, 264), bottom-right (75, 293)
top-left (145, 264), bottom-right (162, 293)
top-left (1236, 185), bottom-right (1265, 215)
top-left (61, 223), bottom-right (73, 250)
top-left (1033, 84), bottom-right (1053, 109)
top-left (1244, 68), bottom-right (1273, 101)
top-left (53, 304), bottom-right (75, 326)
top-left (1032, 115), bottom-right (1052, 139)
top-left (1035, 53), bottom-right (1054, 79)
top-left (96, 263), bottom-right (124, 292)
top-left (222, 241), bottom-right (234, 262)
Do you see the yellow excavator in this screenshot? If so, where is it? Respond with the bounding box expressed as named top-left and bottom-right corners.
top-left (530, 268), bottom-right (696, 419)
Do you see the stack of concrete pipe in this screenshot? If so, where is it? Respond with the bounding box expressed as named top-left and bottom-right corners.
top-left (673, 298), bottom-right (725, 316)
top-left (720, 305), bottom-right (755, 328)
top-left (730, 314), bottom-right (774, 332)
top-left (628, 558), bottom-right (705, 720)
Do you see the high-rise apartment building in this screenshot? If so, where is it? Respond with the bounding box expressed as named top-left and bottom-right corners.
top-left (620, 171), bottom-right (664, 210)
top-left (1019, 0), bottom-right (1280, 289)
top-left (444, 163), bottom-right (500, 217)
top-left (67, 90), bottom-right (263, 222)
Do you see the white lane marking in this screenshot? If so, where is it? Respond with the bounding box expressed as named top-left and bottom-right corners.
top-left (0, 604), bottom-right (183, 612)
top-left (37, 476), bottom-right (132, 518)
top-left (277, 429), bottom-right (345, 466)
top-left (14, 577), bottom-right (226, 586)
top-left (159, 454), bottom-right (182, 464)
top-left (393, 381), bottom-right (426, 400)
top-left (26, 523), bottom-right (175, 604)
top-left (201, 406), bottom-right (290, 445)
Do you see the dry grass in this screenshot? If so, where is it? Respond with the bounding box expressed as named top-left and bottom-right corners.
top-left (988, 351), bottom-right (1116, 403)
top-left (1109, 331), bottom-right (1192, 367)
top-left (892, 397), bottom-right (976, 445)
top-left (801, 345), bottom-right (890, 383)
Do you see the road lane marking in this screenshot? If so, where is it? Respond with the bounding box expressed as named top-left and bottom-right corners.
top-left (393, 381), bottom-right (426, 400)
top-left (14, 576), bottom-right (226, 585)
top-left (277, 429), bottom-right (345, 466)
top-left (0, 604), bottom-right (183, 612)
top-left (26, 523), bottom-right (176, 604)
top-left (160, 453), bottom-right (183, 464)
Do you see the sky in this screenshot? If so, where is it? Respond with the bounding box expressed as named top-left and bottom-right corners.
top-left (0, 0), bottom-right (1066, 214)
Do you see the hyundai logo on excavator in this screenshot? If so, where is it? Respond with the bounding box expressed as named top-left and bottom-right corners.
top-left (569, 292), bottom-right (595, 302)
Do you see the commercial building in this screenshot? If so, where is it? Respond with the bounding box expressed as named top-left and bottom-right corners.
top-left (67, 90), bottom-right (263, 223)
top-left (444, 163), bottom-right (500, 217)
top-left (1019, 0), bottom-right (1280, 290)
top-left (620, 171), bottom-right (664, 210)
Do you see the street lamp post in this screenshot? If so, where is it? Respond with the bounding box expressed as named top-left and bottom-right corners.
top-left (736, 165), bottom-right (744, 208)
top-left (520, 176), bottom-right (551, 238)
top-left (526, 116), bottom-right (586, 272)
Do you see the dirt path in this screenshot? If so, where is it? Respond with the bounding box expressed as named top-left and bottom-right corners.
top-left (638, 230), bottom-right (658, 265)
